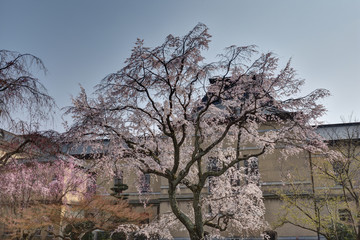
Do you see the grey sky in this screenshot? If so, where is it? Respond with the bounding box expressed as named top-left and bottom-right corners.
top-left (1, 0), bottom-right (359, 132)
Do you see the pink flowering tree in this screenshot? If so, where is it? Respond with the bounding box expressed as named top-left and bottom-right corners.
top-left (0, 156), bottom-right (95, 239)
top-left (67, 23), bottom-right (330, 240)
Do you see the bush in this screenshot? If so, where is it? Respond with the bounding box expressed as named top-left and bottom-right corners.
top-left (327, 222), bottom-right (356, 240)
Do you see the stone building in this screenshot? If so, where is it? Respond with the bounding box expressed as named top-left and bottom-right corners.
top-left (1, 122), bottom-right (360, 240)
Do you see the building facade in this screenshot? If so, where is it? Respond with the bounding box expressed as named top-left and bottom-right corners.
top-left (1, 122), bottom-right (360, 240)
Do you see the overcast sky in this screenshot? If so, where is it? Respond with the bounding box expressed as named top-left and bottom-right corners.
top-left (1, 0), bottom-right (359, 132)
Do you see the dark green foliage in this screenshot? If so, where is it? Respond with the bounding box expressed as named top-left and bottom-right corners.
top-left (327, 223), bottom-right (356, 240)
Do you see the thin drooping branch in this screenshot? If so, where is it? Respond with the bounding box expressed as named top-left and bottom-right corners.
top-left (0, 50), bottom-right (55, 131)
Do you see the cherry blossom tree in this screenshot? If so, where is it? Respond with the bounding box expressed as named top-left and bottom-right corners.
top-left (0, 147), bottom-right (148, 240)
top-left (0, 49), bottom-right (55, 130)
top-left (0, 50), bottom-right (56, 166)
top-left (0, 156), bottom-right (99, 239)
top-left (67, 23), bottom-right (330, 240)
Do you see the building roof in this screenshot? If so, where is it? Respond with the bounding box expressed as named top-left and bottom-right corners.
top-left (315, 122), bottom-right (360, 141)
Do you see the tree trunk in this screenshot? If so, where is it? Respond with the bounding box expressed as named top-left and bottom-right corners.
top-left (308, 152), bottom-right (321, 240)
top-left (168, 179), bottom-right (206, 240)
top-left (189, 233), bottom-right (204, 240)
top-left (192, 191), bottom-right (204, 240)
top-left (168, 182), bottom-right (197, 239)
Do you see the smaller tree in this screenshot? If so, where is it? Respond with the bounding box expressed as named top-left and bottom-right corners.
top-left (0, 49), bottom-right (55, 130)
top-left (316, 119), bottom-right (360, 239)
top-left (5, 195), bottom-right (148, 240)
top-left (0, 158), bottom-right (91, 239)
top-left (0, 50), bottom-right (56, 168)
top-left (0, 155), bottom-right (149, 240)
top-left (276, 120), bottom-right (360, 240)
top-left (276, 178), bottom-right (348, 240)
top-left (328, 223), bottom-right (356, 240)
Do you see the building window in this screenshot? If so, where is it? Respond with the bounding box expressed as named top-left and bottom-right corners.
top-left (339, 208), bottom-right (352, 222)
top-left (208, 157), bottom-right (220, 172)
top-left (208, 157), bottom-right (220, 193)
top-left (332, 160), bottom-right (344, 185)
top-left (244, 157), bottom-right (259, 184)
top-left (86, 172), bottom-right (97, 195)
top-left (140, 173), bottom-right (150, 193)
top-left (230, 160), bottom-right (241, 188)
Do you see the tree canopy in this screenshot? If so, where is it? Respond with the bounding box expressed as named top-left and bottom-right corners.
top-left (67, 23), bottom-right (330, 240)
